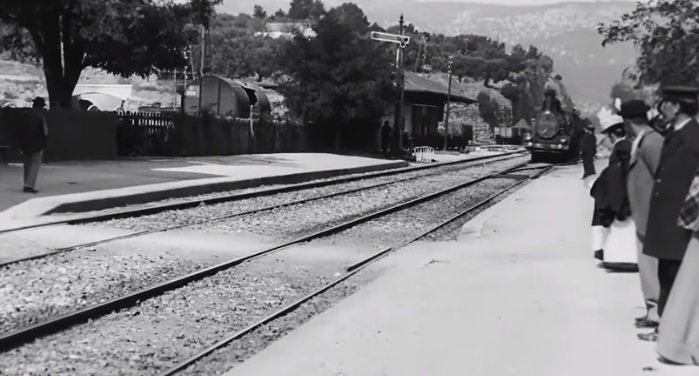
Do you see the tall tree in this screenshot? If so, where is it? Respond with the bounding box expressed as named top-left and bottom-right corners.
top-left (287, 0), bottom-right (325, 20)
top-left (598, 0), bottom-right (699, 86)
top-left (253, 5), bottom-right (267, 19)
top-left (0, 0), bottom-right (221, 109)
top-left (277, 4), bottom-right (394, 152)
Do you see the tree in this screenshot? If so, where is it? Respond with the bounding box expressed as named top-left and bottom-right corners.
top-left (288, 0), bottom-right (326, 20)
top-left (277, 5), bottom-right (394, 152)
top-left (598, 0), bottom-right (699, 86)
top-left (253, 5), bottom-right (267, 19)
top-left (0, 0), bottom-right (221, 109)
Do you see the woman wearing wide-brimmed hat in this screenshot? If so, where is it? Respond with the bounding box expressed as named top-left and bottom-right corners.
top-left (589, 114), bottom-right (635, 269)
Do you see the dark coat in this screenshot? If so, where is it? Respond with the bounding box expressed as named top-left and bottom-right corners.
top-left (590, 139), bottom-right (632, 227)
top-left (581, 132), bottom-right (597, 157)
top-left (18, 109), bottom-right (47, 154)
top-left (643, 118), bottom-right (699, 261)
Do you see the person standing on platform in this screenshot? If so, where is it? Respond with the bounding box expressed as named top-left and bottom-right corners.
top-left (580, 124), bottom-right (597, 179)
top-left (653, 167), bottom-right (699, 366)
top-left (19, 97), bottom-right (48, 194)
top-left (620, 99), bottom-right (663, 330)
top-left (380, 121), bottom-right (391, 156)
top-left (590, 115), bottom-right (632, 263)
top-left (639, 86), bottom-right (699, 343)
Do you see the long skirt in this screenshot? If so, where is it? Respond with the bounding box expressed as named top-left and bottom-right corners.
top-left (656, 234), bottom-right (699, 365)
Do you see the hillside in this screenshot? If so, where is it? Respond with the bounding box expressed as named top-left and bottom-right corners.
top-left (220, 0), bottom-right (637, 109)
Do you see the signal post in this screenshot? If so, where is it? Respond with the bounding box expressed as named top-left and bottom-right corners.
top-left (370, 15), bottom-right (410, 158)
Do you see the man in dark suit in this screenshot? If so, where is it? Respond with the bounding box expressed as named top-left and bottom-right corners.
top-left (580, 124), bottom-right (597, 179)
top-left (639, 86), bottom-right (699, 342)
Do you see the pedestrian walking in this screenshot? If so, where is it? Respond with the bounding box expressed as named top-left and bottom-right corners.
top-left (590, 115), bottom-right (633, 266)
top-left (653, 169), bottom-right (699, 365)
top-left (639, 86), bottom-right (699, 342)
top-left (380, 121), bottom-right (391, 156)
top-left (19, 97), bottom-right (48, 194)
top-left (580, 123), bottom-right (597, 179)
top-left (619, 99), bottom-right (663, 329)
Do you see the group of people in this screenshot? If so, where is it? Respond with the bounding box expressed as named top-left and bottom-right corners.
top-left (585, 86), bottom-right (699, 365)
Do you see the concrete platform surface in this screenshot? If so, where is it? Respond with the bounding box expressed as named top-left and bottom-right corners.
top-left (0, 153), bottom-right (406, 224)
top-left (222, 159), bottom-right (695, 376)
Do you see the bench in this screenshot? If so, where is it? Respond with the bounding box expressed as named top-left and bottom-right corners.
top-left (0, 145), bottom-right (9, 165)
top-left (413, 146), bottom-right (435, 163)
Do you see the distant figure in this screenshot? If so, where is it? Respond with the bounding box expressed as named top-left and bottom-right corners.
top-left (19, 97), bottom-right (49, 194)
top-left (580, 124), bottom-right (597, 179)
top-left (381, 121), bottom-right (391, 156)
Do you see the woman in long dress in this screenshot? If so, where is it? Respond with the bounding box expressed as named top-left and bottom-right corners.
top-left (655, 170), bottom-right (699, 365)
top-left (590, 115), bottom-right (635, 269)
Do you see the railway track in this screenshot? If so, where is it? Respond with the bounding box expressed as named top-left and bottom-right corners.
top-left (0, 152), bottom-right (526, 270)
top-left (160, 163), bottom-right (554, 376)
top-left (0, 150), bottom-right (525, 236)
top-left (0, 159), bottom-right (547, 365)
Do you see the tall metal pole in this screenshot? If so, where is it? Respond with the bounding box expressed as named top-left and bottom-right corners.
top-left (396, 14), bottom-right (406, 157)
top-left (444, 55), bottom-right (453, 151)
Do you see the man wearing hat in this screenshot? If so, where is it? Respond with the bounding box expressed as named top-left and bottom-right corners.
top-left (18, 97), bottom-right (48, 194)
top-left (580, 122), bottom-right (597, 179)
top-left (620, 99), bottom-right (664, 330)
top-left (639, 86), bottom-right (699, 342)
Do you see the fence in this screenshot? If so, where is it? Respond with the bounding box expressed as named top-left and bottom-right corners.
top-left (0, 108), bottom-right (117, 162)
top-left (0, 109), bottom-right (383, 162)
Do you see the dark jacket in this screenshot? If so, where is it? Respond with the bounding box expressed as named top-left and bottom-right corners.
top-left (581, 132), bottom-right (596, 157)
top-left (18, 109), bottom-right (47, 154)
top-left (643, 118), bottom-right (699, 261)
top-left (590, 139), bottom-right (632, 227)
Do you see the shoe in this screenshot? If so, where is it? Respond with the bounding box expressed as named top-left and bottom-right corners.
top-left (22, 187), bottom-right (38, 194)
top-left (635, 319), bottom-right (659, 329)
top-left (638, 330), bottom-right (658, 342)
top-left (635, 315), bottom-right (647, 323)
top-left (593, 249), bottom-right (604, 261)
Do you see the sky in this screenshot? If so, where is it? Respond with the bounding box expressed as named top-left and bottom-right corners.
top-left (416, 0), bottom-right (637, 4)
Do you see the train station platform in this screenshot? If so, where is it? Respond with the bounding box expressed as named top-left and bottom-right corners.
top-left (0, 153), bottom-right (406, 225)
top-left (0, 150), bottom-right (509, 229)
top-left (222, 159), bottom-right (696, 376)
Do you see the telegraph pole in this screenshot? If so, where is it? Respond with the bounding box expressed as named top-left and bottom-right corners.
top-left (443, 55), bottom-right (453, 151)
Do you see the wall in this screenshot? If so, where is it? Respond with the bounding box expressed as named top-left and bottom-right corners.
top-left (0, 108), bottom-right (117, 162)
top-left (174, 115), bottom-right (310, 157)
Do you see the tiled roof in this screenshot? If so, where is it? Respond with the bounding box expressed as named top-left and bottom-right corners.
top-left (404, 71), bottom-right (476, 103)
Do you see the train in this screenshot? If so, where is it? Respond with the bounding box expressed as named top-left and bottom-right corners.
top-left (524, 89), bottom-right (587, 163)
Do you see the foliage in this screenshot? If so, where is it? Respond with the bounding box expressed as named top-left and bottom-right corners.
top-left (276, 3), bottom-right (394, 151)
top-left (598, 0), bottom-right (699, 86)
top-left (190, 13), bottom-right (283, 81)
top-left (288, 0), bottom-right (326, 20)
top-left (0, 0), bottom-right (220, 108)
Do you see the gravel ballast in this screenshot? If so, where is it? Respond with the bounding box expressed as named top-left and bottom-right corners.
top-left (63, 153), bottom-right (516, 215)
top-left (0, 156), bottom-right (524, 342)
top-left (0, 260), bottom-right (338, 376)
top-left (0, 247), bottom-right (203, 335)
top-left (100, 155), bottom-right (525, 233)
top-left (0, 163), bottom-right (541, 376)
top-left (176, 157), bottom-right (528, 240)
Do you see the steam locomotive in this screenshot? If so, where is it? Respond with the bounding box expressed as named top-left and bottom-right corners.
top-left (524, 89), bottom-right (586, 163)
